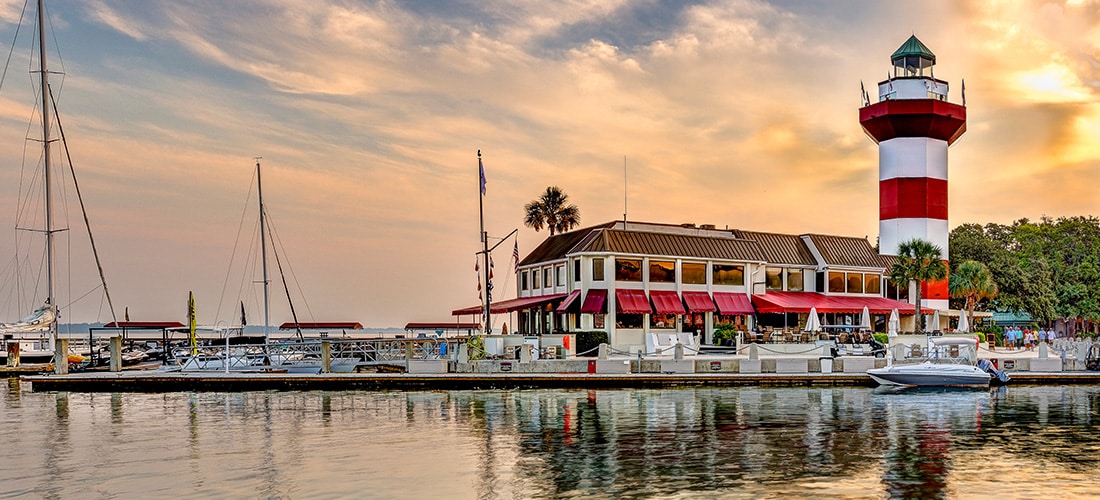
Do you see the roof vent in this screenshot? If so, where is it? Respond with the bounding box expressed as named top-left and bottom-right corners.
top-left (700, 224), bottom-right (716, 230)
top-left (680, 223), bottom-right (696, 228)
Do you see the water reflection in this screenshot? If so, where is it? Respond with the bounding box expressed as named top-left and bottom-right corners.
top-left (3, 385), bottom-right (1100, 498)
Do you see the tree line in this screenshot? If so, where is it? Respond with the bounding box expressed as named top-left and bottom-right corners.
top-left (950, 216), bottom-right (1100, 331)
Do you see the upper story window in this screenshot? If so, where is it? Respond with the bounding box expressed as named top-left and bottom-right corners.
top-left (682, 263), bottom-right (706, 285)
top-left (556, 265), bottom-right (565, 287)
top-left (592, 258), bottom-right (605, 281)
top-left (865, 274), bottom-right (881, 295)
top-left (649, 260), bottom-right (675, 283)
top-left (713, 264), bottom-right (744, 286)
top-left (532, 270), bottom-right (540, 289)
top-left (543, 268), bottom-right (552, 288)
top-left (573, 260), bottom-right (581, 282)
top-left (846, 273), bottom-right (864, 293)
top-left (828, 271), bottom-right (845, 293)
top-left (615, 258), bottom-right (642, 281)
top-left (521, 271), bottom-right (529, 290)
top-left (765, 267), bottom-right (783, 291)
top-left (787, 269), bottom-right (804, 292)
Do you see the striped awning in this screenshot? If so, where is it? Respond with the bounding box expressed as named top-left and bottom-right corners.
top-left (555, 290), bottom-right (582, 313)
top-left (649, 291), bottom-right (686, 315)
top-left (615, 289), bottom-right (652, 314)
top-left (713, 292), bottom-right (754, 315)
top-left (682, 292), bottom-right (717, 313)
top-left (580, 289), bottom-right (607, 314)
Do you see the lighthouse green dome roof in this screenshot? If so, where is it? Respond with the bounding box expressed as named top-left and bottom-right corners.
top-left (891, 35), bottom-right (935, 65)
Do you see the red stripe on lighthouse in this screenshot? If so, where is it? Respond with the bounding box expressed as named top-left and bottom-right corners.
top-left (879, 177), bottom-right (948, 220)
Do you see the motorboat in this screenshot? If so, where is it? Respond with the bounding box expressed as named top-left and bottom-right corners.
top-left (867, 337), bottom-right (1008, 387)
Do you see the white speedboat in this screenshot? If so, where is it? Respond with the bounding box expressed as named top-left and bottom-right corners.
top-left (868, 336), bottom-right (1003, 387)
top-left (867, 361), bottom-right (992, 387)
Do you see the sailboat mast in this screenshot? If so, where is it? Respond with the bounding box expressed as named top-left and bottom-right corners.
top-left (37, 0), bottom-right (56, 343)
top-left (256, 159), bottom-right (270, 348)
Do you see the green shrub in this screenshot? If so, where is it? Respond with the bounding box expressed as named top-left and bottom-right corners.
top-left (574, 330), bottom-right (609, 356)
top-left (713, 324), bottom-right (739, 345)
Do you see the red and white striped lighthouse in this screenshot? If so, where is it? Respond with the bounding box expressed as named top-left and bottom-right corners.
top-left (860, 36), bottom-right (965, 310)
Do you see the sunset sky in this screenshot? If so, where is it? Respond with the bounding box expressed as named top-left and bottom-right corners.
top-left (0, 0), bottom-right (1096, 329)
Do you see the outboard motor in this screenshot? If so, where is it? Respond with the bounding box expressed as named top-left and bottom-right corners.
top-left (978, 359), bottom-right (1011, 385)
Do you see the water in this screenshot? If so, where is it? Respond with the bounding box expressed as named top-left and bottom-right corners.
top-left (2, 380), bottom-right (1099, 499)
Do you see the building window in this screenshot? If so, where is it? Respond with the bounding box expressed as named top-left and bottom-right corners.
top-left (865, 274), bottom-right (881, 295)
top-left (846, 273), bottom-right (864, 294)
top-left (544, 268), bottom-right (552, 288)
top-left (556, 265), bottom-right (565, 287)
top-left (765, 267), bottom-right (783, 290)
top-left (713, 264), bottom-right (744, 286)
top-left (532, 270), bottom-right (540, 289)
top-left (682, 263), bottom-right (706, 285)
top-left (592, 258), bottom-right (605, 281)
top-left (650, 314), bottom-right (677, 329)
top-left (615, 258), bottom-right (642, 281)
top-left (594, 314), bottom-right (605, 329)
top-left (521, 271), bottom-right (529, 290)
top-left (787, 269), bottom-right (804, 292)
top-left (828, 272), bottom-right (845, 293)
top-left (573, 259), bottom-right (581, 282)
top-left (649, 260), bottom-right (676, 283)
top-left (616, 313), bottom-right (644, 329)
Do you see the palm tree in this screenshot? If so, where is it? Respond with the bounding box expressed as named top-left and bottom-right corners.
top-left (888, 238), bottom-right (948, 334)
top-left (949, 260), bottom-right (998, 330)
top-left (523, 186), bottom-right (580, 236)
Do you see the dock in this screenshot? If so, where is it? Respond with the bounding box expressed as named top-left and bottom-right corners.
top-left (19, 369), bottom-right (1100, 393)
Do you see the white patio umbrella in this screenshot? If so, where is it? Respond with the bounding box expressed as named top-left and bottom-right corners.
top-left (887, 308), bottom-right (900, 338)
top-left (957, 311), bottom-right (970, 333)
top-left (804, 307), bottom-right (823, 332)
top-left (860, 306), bottom-right (872, 331)
top-left (929, 311), bottom-right (941, 332)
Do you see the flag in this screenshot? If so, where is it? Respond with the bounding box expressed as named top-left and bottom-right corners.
top-left (887, 73), bottom-right (893, 92)
top-left (188, 291), bottom-right (197, 356)
top-left (961, 78), bottom-right (966, 106)
top-left (489, 257), bottom-right (495, 280)
top-left (240, 301), bottom-right (247, 328)
top-left (479, 154), bottom-right (486, 195)
top-left (124, 306), bottom-right (129, 322)
top-left (512, 240), bottom-right (520, 269)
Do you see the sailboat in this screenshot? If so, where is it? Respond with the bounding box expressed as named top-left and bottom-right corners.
top-left (169, 160), bottom-right (358, 373)
top-left (0, 0), bottom-right (115, 367)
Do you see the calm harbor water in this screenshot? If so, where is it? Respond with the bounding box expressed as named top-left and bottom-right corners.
top-left (2, 380), bottom-right (1099, 499)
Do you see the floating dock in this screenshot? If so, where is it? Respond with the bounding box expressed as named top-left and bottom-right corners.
top-left (19, 370), bottom-right (1100, 393)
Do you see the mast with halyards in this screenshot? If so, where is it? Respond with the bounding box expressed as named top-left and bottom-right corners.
top-left (37, 0), bottom-right (57, 349)
top-left (256, 158), bottom-right (270, 348)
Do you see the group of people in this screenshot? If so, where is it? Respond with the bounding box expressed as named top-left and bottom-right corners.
top-left (1002, 326), bottom-right (1056, 350)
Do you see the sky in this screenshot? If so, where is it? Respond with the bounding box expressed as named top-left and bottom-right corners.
top-left (0, 0), bottom-right (1096, 329)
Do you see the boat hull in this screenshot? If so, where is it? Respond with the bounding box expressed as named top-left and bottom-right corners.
top-left (867, 362), bottom-right (992, 387)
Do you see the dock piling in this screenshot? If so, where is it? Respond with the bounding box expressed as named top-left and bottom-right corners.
top-left (109, 337), bottom-right (122, 372)
top-left (53, 338), bottom-right (69, 375)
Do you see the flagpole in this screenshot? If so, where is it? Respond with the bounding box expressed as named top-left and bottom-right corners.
top-left (478, 150), bottom-right (491, 335)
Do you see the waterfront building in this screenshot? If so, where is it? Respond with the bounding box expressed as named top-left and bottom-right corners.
top-left (452, 36), bottom-right (961, 350)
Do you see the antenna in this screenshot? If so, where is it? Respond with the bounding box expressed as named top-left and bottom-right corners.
top-left (623, 155), bottom-right (628, 227)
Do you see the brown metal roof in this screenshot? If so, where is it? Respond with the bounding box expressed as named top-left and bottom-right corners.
top-left (518, 222), bottom-right (616, 266)
top-left (576, 229), bottom-right (768, 262)
top-left (734, 230), bottom-right (817, 266)
top-left (806, 234), bottom-right (885, 268)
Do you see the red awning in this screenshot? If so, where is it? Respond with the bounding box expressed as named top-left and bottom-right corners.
top-left (615, 289), bottom-right (652, 314)
top-left (451, 294), bottom-right (567, 316)
top-left (682, 292), bottom-right (717, 313)
top-left (713, 292), bottom-right (754, 315)
top-left (555, 290), bottom-right (582, 313)
top-left (750, 291), bottom-right (929, 314)
top-left (580, 289), bottom-right (607, 314)
top-left (650, 290), bottom-right (686, 315)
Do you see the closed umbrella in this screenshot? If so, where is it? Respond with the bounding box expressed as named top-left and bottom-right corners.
top-left (888, 308), bottom-right (899, 338)
top-left (957, 311), bottom-right (970, 333)
top-left (804, 307), bottom-right (822, 333)
top-left (860, 306), bottom-right (872, 331)
top-left (929, 312), bottom-right (941, 332)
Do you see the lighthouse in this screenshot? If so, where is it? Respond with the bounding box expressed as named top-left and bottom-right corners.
top-left (860, 36), bottom-right (966, 310)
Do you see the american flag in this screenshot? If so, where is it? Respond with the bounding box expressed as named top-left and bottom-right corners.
top-left (512, 240), bottom-right (519, 268)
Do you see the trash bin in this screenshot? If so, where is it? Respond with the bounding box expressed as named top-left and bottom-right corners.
top-left (819, 356), bottom-right (833, 374)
